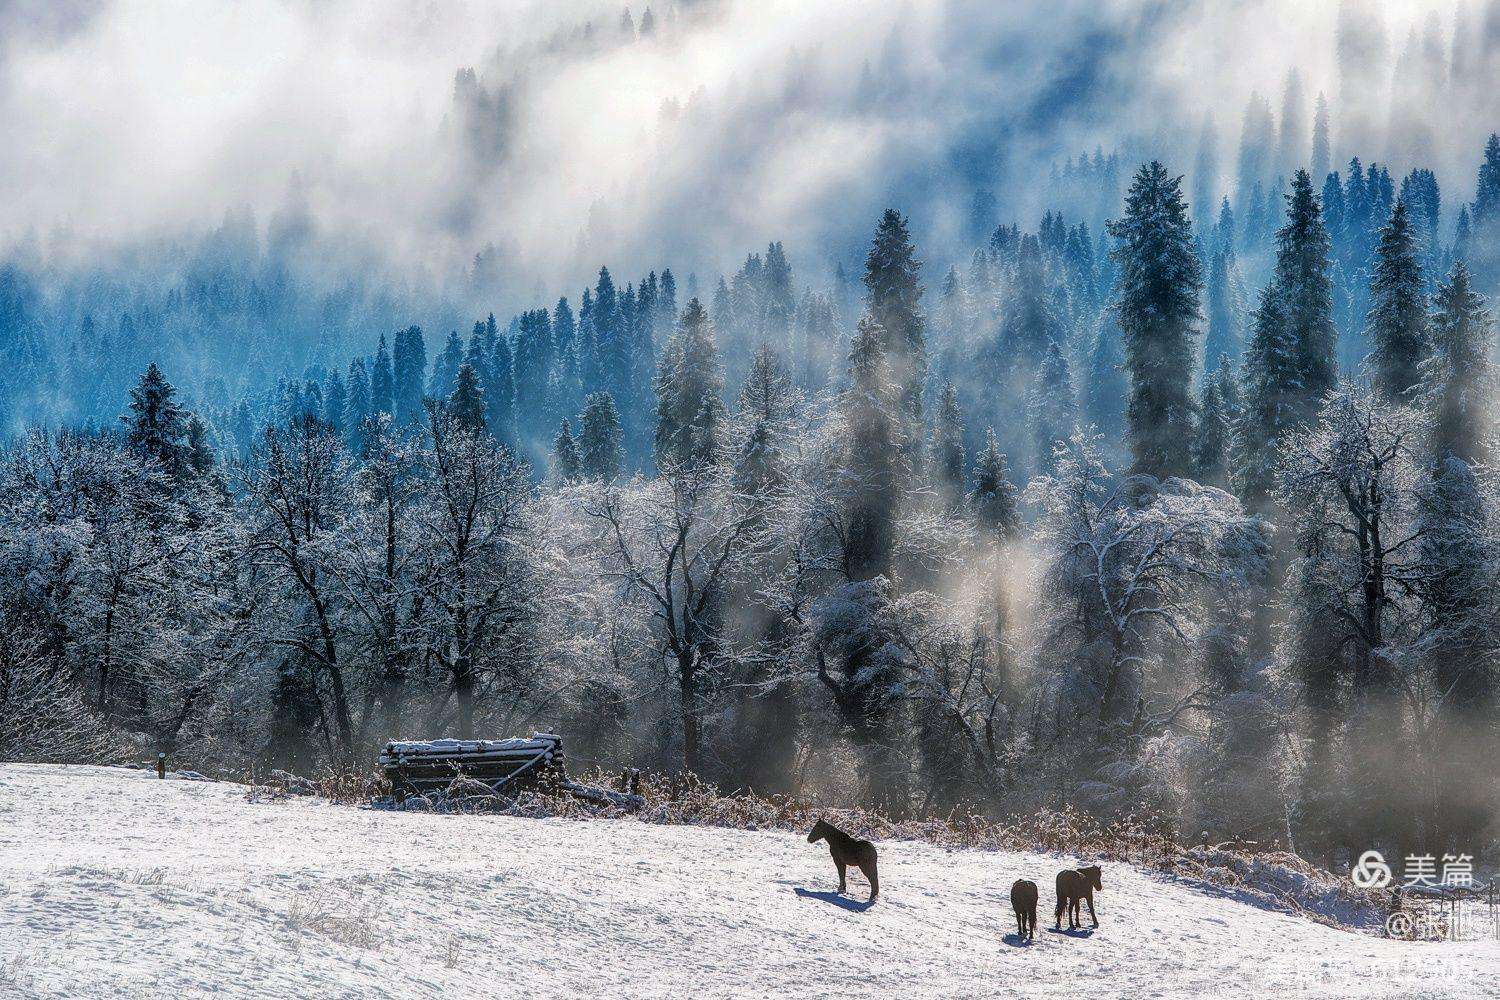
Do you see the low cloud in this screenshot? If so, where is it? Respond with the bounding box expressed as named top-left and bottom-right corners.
top-left (0, 0), bottom-right (1478, 309)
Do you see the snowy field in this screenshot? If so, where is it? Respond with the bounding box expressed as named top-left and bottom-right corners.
top-left (0, 764), bottom-right (1496, 999)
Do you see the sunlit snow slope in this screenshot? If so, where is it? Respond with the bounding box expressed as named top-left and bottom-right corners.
top-left (0, 764), bottom-right (1494, 999)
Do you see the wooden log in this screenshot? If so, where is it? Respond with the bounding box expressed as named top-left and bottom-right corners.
top-left (565, 781), bottom-right (644, 811)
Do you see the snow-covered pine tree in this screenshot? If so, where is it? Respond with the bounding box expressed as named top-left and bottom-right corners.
top-left (1233, 286), bottom-right (1300, 510)
top-left (488, 334), bottom-right (516, 449)
top-left (625, 285), bottom-right (660, 464)
top-left (124, 363), bottom-right (189, 478)
top-left (653, 297), bottom-right (725, 472)
top-left (184, 414), bottom-right (215, 477)
top-left (577, 287), bottom-right (601, 392)
top-left (513, 308), bottom-right (555, 444)
top-left (732, 344), bottom-right (794, 497)
top-left (548, 299), bottom-right (580, 431)
top-left (1107, 161), bottom-right (1202, 480)
top-left (932, 381), bottom-right (964, 503)
top-left (1193, 367), bottom-right (1233, 488)
top-left (762, 241), bottom-right (795, 339)
top-left (448, 363), bottom-right (486, 433)
top-left (578, 391), bottom-right (624, 482)
top-left (1030, 341), bottom-right (1076, 473)
top-left (1273, 169), bottom-right (1338, 421)
top-left (551, 419), bottom-right (581, 483)
top-left (1203, 243), bottom-right (1244, 375)
top-left (343, 358), bottom-right (370, 444)
top-left (432, 330), bottom-right (465, 399)
top-left (1424, 261), bottom-right (1491, 464)
top-left (370, 334), bottom-right (395, 417)
top-left (302, 381), bottom-right (325, 425)
top-left (392, 326), bottom-right (427, 426)
top-left (593, 268), bottom-right (625, 419)
top-left (1455, 206), bottom-right (1472, 265)
top-left (862, 208), bottom-right (927, 427)
top-left (552, 298), bottom-right (576, 373)
top-left (323, 370), bottom-right (347, 436)
top-left (1472, 133), bottom-right (1500, 228)
top-left (657, 270), bottom-right (678, 332)
top-left (736, 342), bottom-right (794, 426)
top-left (969, 429), bottom-right (1018, 540)
top-left (791, 291), bottom-right (836, 391)
top-left (1365, 199), bottom-right (1428, 402)
top-left (1398, 169), bottom-right (1441, 272)
top-left (998, 234), bottom-right (1059, 377)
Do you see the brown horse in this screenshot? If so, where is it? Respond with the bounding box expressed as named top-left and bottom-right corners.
top-left (1010, 879), bottom-right (1038, 941)
top-left (1055, 865), bottom-right (1102, 930)
top-left (807, 819), bottom-right (879, 902)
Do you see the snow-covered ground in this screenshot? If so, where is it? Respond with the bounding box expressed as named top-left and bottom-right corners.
top-left (0, 764), bottom-right (1495, 999)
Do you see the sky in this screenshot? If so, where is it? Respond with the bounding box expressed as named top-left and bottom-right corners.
top-left (0, 0), bottom-right (1480, 304)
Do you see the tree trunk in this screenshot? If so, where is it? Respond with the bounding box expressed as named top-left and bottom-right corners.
top-left (453, 558), bottom-right (474, 738)
top-left (320, 630), bottom-right (355, 765)
top-left (98, 599), bottom-right (116, 718)
top-left (680, 650), bottom-right (700, 775)
top-left (454, 663), bottom-right (476, 739)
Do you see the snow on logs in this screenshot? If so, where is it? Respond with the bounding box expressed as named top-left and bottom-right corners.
top-left (379, 732), bottom-right (648, 812)
top-left (380, 733), bottom-right (567, 798)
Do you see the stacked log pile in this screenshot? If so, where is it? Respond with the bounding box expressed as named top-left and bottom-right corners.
top-left (379, 733), bottom-right (566, 798)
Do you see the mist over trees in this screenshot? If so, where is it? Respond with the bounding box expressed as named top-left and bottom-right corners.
top-left (7, 1), bottom-right (1500, 868)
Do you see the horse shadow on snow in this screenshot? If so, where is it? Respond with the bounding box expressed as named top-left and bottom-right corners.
top-left (1047, 926), bottom-right (1095, 939)
top-left (793, 886), bottom-right (875, 912)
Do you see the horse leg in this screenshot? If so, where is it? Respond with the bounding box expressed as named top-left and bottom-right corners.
top-left (1028, 905), bottom-right (1037, 939)
top-left (1086, 891), bottom-right (1098, 928)
top-left (835, 859), bottom-right (847, 894)
top-left (860, 859), bottom-right (878, 901)
top-left (1070, 898), bottom-right (1080, 929)
top-left (1054, 896), bottom-right (1065, 929)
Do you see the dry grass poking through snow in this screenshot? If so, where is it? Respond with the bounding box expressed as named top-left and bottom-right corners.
top-left (45, 863), bottom-right (170, 886)
top-left (0, 955), bottom-right (38, 992)
top-left (284, 890), bottom-right (385, 951)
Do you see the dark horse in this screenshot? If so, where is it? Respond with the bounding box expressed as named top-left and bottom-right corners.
top-left (1010, 878), bottom-right (1038, 940)
top-left (1055, 865), bottom-right (1103, 930)
top-left (807, 819), bottom-right (879, 902)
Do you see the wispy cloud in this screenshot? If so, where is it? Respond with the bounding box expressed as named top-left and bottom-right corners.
top-left (0, 0), bottom-right (1474, 306)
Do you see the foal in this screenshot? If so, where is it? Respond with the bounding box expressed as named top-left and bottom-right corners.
top-left (1010, 879), bottom-right (1038, 941)
top-left (1054, 865), bottom-right (1103, 930)
top-left (807, 819), bottom-right (879, 902)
